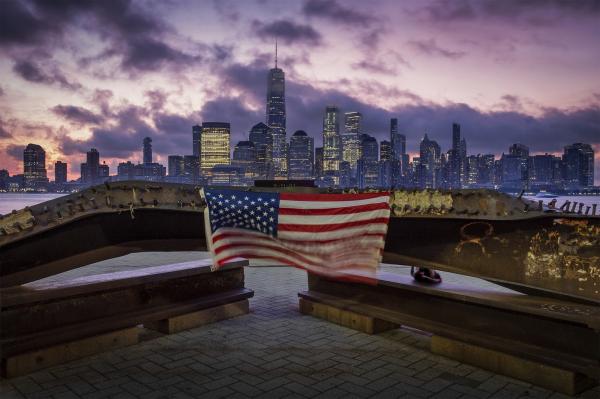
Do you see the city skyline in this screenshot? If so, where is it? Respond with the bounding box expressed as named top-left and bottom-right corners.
top-left (0, 0), bottom-right (599, 183)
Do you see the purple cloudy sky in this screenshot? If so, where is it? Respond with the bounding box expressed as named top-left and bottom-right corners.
top-left (0, 0), bottom-right (599, 182)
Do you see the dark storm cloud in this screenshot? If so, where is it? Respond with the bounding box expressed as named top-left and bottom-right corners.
top-left (51, 105), bottom-right (105, 125)
top-left (120, 38), bottom-right (202, 72)
top-left (0, 120), bottom-right (12, 139)
top-left (57, 101), bottom-right (199, 160)
top-left (303, 0), bottom-right (378, 27)
top-left (13, 60), bottom-right (82, 90)
top-left (253, 20), bottom-right (323, 46)
top-left (5, 144), bottom-right (23, 160)
top-left (352, 60), bottom-right (396, 76)
top-left (1, 0), bottom-right (206, 76)
top-left (419, 0), bottom-right (600, 24)
top-left (0, 0), bottom-right (57, 46)
top-left (407, 39), bottom-right (466, 60)
top-left (201, 97), bottom-right (263, 142)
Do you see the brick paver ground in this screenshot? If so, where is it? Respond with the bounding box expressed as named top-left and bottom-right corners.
top-left (1, 253), bottom-right (598, 398)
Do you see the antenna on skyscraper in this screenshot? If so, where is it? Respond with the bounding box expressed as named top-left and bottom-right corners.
top-left (275, 39), bottom-right (278, 68)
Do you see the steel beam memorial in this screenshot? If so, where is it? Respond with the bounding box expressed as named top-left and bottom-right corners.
top-left (1, 182), bottom-right (598, 394)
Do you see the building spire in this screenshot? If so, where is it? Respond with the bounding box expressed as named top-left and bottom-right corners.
top-left (275, 39), bottom-right (278, 68)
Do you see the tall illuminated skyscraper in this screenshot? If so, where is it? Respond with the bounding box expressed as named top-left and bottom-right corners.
top-left (322, 105), bottom-right (341, 184)
top-left (200, 122), bottom-right (230, 173)
top-left (342, 111), bottom-right (362, 177)
top-left (266, 42), bottom-right (287, 179)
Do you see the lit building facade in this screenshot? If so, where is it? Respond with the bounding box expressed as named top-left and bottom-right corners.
top-left (288, 130), bottom-right (314, 180)
top-left (200, 122), bottom-right (230, 173)
top-left (23, 143), bottom-right (48, 189)
top-left (249, 122), bottom-right (273, 179)
top-left (322, 106), bottom-right (341, 185)
top-left (267, 52), bottom-right (287, 179)
top-left (563, 143), bottom-right (594, 188)
top-left (341, 112), bottom-right (362, 178)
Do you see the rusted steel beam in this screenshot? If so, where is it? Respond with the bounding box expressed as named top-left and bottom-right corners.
top-left (300, 272), bottom-right (600, 380)
top-left (1, 182), bottom-right (598, 303)
top-left (1, 261), bottom-right (252, 358)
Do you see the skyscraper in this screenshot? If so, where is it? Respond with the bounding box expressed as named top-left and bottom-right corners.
top-left (380, 140), bottom-right (392, 161)
top-left (168, 155), bottom-right (184, 177)
top-left (23, 144), bottom-right (48, 189)
top-left (563, 143), bottom-right (594, 188)
top-left (233, 140), bottom-right (257, 185)
top-left (143, 137), bottom-right (152, 164)
top-left (389, 118), bottom-right (407, 186)
top-left (342, 112), bottom-right (362, 178)
top-left (288, 130), bottom-right (314, 180)
top-left (266, 43), bottom-right (287, 179)
top-left (249, 122), bottom-right (273, 179)
top-left (81, 148), bottom-right (100, 184)
top-left (192, 125), bottom-right (201, 157)
top-left (449, 123), bottom-right (462, 188)
top-left (55, 161), bottom-right (67, 184)
top-left (390, 118), bottom-right (406, 159)
top-left (322, 106), bottom-right (341, 185)
top-left (419, 134), bottom-right (441, 188)
top-left (315, 147), bottom-right (324, 180)
top-left (200, 122), bottom-right (230, 173)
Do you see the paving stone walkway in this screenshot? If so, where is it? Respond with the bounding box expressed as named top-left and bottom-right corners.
top-left (1, 253), bottom-right (598, 398)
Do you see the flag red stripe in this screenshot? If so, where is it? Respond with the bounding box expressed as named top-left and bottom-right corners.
top-left (278, 217), bottom-right (389, 232)
top-left (278, 202), bottom-right (389, 215)
top-left (280, 192), bottom-right (389, 201)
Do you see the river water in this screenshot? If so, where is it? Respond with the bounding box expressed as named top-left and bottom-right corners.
top-left (0, 193), bottom-right (598, 216)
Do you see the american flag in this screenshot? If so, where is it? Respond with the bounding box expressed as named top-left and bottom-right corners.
top-left (203, 188), bottom-right (391, 282)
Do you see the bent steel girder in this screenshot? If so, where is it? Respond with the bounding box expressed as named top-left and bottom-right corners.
top-left (1, 182), bottom-right (598, 303)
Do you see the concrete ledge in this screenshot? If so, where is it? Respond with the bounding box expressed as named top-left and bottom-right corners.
top-left (145, 299), bottom-right (250, 334)
top-left (299, 297), bottom-right (398, 334)
top-left (2, 327), bottom-right (139, 378)
top-left (431, 335), bottom-right (598, 395)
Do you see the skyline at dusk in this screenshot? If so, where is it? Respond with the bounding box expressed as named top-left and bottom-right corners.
top-left (1, 0), bottom-right (599, 183)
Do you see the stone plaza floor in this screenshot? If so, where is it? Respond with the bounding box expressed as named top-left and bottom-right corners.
top-left (1, 252), bottom-right (598, 398)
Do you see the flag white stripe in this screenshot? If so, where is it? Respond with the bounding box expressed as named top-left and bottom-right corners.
top-left (280, 196), bottom-right (389, 209)
top-left (279, 209), bottom-right (390, 225)
top-left (277, 223), bottom-right (388, 241)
